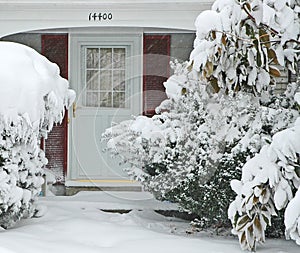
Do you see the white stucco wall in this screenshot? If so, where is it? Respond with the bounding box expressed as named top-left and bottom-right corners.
top-left (0, 0), bottom-right (214, 37)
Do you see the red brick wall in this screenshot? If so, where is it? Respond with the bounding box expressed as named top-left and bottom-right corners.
top-left (42, 35), bottom-right (68, 79)
top-left (41, 34), bottom-right (68, 182)
top-left (143, 35), bottom-right (170, 116)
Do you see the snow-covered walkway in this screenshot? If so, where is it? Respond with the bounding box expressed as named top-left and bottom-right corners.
top-left (0, 191), bottom-right (298, 253)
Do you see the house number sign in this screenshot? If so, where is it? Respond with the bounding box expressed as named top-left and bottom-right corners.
top-left (88, 12), bottom-right (113, 21)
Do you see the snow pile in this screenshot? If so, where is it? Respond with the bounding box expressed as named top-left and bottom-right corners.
top-left (0, 192), bottom-right (299, 253)
top-left (190, 0), bottom-right (300, 93)
top-left (0, 42), bottom-right (75, 228)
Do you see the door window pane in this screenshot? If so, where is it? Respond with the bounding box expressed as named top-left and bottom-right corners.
top-left (100, 48), bottom-right (112, 69)
top-left (113, 92), bottom-right (125, 108)
top-left (86, 70), bottom-right (99, 90)
top-left (84, 46), bottom-right (127, 108)
top-left (86, 48), bottom-right (99, 68)
top-left (100, 70), bottom-right (112, 90)
top-left (100, 92), bottom-right (112, 107)
top-left (113, 48), bottom-right (125, 69)
top-left (86, 92), bottom-right (99, 107)
top-left (113, 70), bottom-right (125, 91)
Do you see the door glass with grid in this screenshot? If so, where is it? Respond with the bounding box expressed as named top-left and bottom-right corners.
top-left (84, 47), bottom-right (127, 108)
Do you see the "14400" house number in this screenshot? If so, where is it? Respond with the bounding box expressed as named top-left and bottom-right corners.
top-left (88, 13), bottom-right (113, 21)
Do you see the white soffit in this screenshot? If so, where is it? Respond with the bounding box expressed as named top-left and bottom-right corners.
top-left (0, 0), bottom-right (214, 37)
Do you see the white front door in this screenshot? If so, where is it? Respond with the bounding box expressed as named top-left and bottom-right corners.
top-left (69, 33), bottom-right (142, 181)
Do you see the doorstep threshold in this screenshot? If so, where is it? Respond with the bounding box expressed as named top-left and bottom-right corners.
top-left (65, 179), bottom-right (142, 187)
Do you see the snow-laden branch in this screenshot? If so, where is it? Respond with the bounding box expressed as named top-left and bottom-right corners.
top-left (190, 0), bottom-right (300, 94)
top-left (229, 92), bottom-right (300, 251)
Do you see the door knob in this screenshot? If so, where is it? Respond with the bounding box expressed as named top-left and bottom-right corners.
top-left (72, 102), bottom-right (76, 118)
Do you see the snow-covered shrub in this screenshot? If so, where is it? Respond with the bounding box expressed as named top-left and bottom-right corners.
top-left (191, 0), bottom-right (300, 94)
top-left (161, 87), bottom-right (298, 229)
top-left (229, 92), bottom-right (300, 251)
top-left (190, 0), bottom-right (300, 249)
top-left (0, 42), bottom-right (75, 228)
top-left (103, 63), bottom-right (247, 197)
top-left (103, 60), bottom-right (299, 230)
top-left (164, 152), bottom-right (245, 229)
top-left (285, 185), bottom-right (300, 245)
top-left (103, 0), bottom-right (300, 246)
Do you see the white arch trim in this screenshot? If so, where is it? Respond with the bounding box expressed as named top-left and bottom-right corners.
top-left (0, 0), bottom-right (213, 37)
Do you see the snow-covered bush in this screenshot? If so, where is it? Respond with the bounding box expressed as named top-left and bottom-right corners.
top-left (285, 183), bottom-right (300, 245)
top-left (164, 152), bottom-right (245, 229)
top-left (103, 0), bottom-right (300, 246)
top-left (0, 42), bottom-right (75, 228)
top-left (103, 60), bottom-right (299, 229)
top-left (191, 0), bottom-right (300, 94)
top-left (104, 63), bottom-right (252, 198)
top-left (192, 0), bottom-right (300, 247)
top-left (229, 92), bottom-right (300, 251)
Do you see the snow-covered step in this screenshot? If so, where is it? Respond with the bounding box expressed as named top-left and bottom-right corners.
top-left (43, 191), bottom-right (179, 211)
top-left (64, 179), bottom-right (143, 196)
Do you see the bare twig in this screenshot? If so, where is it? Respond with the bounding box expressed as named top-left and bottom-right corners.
top-left (210, 30), bottom-right (253, 44)
top-left (241, 2), bottom-right (279, 36)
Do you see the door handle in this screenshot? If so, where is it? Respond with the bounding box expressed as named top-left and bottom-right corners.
top-left (72, 102), bottom-right (76, 118)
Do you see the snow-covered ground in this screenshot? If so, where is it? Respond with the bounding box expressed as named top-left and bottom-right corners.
top-left (0, 191), bottom-right (298, 253)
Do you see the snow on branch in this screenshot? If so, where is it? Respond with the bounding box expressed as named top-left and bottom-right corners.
top-left (229, 105), bottom-right (300, 250)
top-left (190, 0), bottom-right (300, 94)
